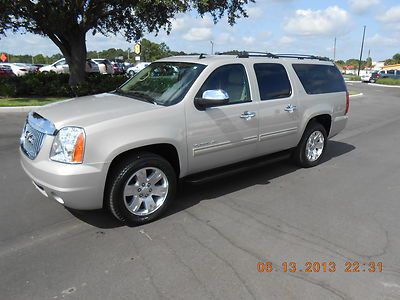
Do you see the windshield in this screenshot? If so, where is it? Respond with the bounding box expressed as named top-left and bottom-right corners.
top-left (116, 62), bottom-right (206, 106)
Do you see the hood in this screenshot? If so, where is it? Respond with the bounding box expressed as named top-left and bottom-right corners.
top-left (35, 93), bottom-right (161, 129)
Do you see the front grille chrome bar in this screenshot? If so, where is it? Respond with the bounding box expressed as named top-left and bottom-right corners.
top-left (20, 112), bottom-right (57, 160)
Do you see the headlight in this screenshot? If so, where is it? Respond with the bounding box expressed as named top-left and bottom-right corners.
top-left (50, 127), bottom-right (85, 164)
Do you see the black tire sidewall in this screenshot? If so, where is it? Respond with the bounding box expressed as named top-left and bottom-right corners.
top-left (295, 123), bottom-right (327, 168)
top-left (108, 153), bottom-right (177, 225)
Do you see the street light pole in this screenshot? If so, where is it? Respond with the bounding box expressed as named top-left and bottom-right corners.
top-left (333, 37), bottom-right (337, 61)
top-left (210, 41), bottom-right (214, 55)
top-left (358, 25), bottom-right (366, 76)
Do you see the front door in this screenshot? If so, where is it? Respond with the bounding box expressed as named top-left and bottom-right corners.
top-left (185, 63), bottom-right (259, 174)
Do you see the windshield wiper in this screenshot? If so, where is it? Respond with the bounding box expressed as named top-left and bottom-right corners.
top-left (114, 88), bottom-right (159, 105)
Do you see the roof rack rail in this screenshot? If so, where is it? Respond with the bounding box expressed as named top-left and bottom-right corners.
top-left (274, 54), bottom-right (331, 61)
top-left (237, 51), bottom-right (278, 59)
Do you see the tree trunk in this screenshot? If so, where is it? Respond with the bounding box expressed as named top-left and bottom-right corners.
top-left (63, 33), bottom-right (87, 86)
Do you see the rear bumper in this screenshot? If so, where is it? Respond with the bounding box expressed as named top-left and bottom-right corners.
top-left (329, 115), bottom-right (348, 138)
top-left (20, 148), bottom-right (109, 210)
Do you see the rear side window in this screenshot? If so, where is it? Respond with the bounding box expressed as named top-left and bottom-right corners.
top-left (254, 63), bottom-right (292, 100)
top-left (387, 70), bottom-right (395, 75)
top-left (292, 64), bottom-right (346, 95)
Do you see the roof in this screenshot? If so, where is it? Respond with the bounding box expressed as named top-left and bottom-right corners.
top-left (158, 53), bottom-right (333, 66)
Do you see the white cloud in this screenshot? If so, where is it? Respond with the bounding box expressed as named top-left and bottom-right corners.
top-left (183, 28), bottom-right (212, 41)
top-left (348, 0), bottom-right (380, 14)
top-left (284, 6), bottom-right (350, 37)
top-left (216, 32), bottom-right (235, 44)
top-left (247, 7), bottom-right (264, 19)
top-left (377, 5), bottom-right (400, 23)
top-left (170, 18), bottom-right (186, 32)
top-left (279, 36), bottom-right (295, 44)
top-left (366, 34), bottom-right (397, 47)
top-left (242, 36), bottom-right (255, 45)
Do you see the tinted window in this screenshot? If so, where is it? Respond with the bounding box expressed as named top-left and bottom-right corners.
top-left (293, 64), bottom-right (346, 94)
top-left (197, 64), bottom-right (250, 104)
top-left (387, 70), bottom-right (395, 74)
top-left (254, 63), bottom-right (292, 100)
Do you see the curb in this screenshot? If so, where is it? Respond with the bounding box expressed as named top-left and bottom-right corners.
top-left (367, 83), bottom-right (400, 89)
top-left (0, 106), bottom-right (40, 113)
top-left (349, 93), bottom-right (363, 98)
top-left (345, 80), bottom-right (362, 83)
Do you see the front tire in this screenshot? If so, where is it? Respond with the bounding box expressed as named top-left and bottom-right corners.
top-left (293, 122), bottom-right (327, 168)
top-left (105, 153), bottom-right (177, 225)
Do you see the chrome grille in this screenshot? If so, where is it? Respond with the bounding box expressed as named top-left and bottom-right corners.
top-left (21, 122), bottom-right (46, 159)
top-left (20, 112), bottom-right (56, 160)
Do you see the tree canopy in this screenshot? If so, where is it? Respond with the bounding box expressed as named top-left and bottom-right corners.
top-left (385, 53), bottom-right (400, 66)
top-left (0, 0), bottom-right (255, 84)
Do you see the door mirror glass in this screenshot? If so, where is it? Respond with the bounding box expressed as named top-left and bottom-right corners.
top-left (195, 89), bottom-right (230, 109)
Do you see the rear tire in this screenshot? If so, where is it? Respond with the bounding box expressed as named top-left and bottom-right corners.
top-left (105, 152), bottom-right (177, 225)
top-left (293, 122), bottom-right (327, 168)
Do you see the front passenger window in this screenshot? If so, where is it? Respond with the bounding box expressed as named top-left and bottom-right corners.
top-left (196, 64), bottom-right (250, 104)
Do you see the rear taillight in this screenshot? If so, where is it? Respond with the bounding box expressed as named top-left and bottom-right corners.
top-left (345, 91), bottom-right (350, 115)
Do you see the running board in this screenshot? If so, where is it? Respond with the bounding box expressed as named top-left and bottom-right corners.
top-left (184, 150), bottom-right (292, 185)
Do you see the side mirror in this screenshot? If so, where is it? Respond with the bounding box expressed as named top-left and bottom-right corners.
top-left (194, 89), bottom-right (229, 110)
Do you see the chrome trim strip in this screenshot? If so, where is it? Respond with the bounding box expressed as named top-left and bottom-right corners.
top-left (259, 127), bottom-right (298, 141)
top-left (193, 136), bottom-right (258, 157)
top-left (27, 112), bottom-right (57, 135)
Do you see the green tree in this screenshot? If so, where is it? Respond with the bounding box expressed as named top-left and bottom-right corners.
top-left (385, 53), bottom-right (400, 65)
top-left (33, 54), bottom-right (46, 64)
top-left (0, 0), bottom-right (254, 85)
top-left (366, 57), bottom-right (372, 68)
top-left (140, 39), bottom-right (173, 62)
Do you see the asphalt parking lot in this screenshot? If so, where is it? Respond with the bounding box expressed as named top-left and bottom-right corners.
top-left (1, 82), bottom-right (400, 299)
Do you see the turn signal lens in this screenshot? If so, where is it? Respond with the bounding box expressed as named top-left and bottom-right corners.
top-left (72, 133), bottom-right (85, 163)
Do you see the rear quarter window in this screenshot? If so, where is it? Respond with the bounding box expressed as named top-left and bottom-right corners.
top-left (292, 64), bottom-right (346, 95)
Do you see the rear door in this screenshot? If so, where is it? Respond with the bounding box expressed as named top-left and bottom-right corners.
top-left (253, 63), bottom-right (300, 156)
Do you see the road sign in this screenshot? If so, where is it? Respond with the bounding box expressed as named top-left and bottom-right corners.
top-left (135, 56), bottom-right (141, 61)
top-left (134, 43), bottom-right (141, 55)
top-left (0, 53), bottom-right (7, 62)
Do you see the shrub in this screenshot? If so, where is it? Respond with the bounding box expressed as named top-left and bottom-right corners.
top-left (343, 75), bottom-right (361, 81)
top-left (0, 73), bottom-right (128, 98)
top-left (376, 78), bottom-right (400, 86)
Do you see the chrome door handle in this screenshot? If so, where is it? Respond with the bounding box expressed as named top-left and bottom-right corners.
top-left (284, 104), bottom-right (297, 113)
top-left (240, 111), bottom-right (256, 120)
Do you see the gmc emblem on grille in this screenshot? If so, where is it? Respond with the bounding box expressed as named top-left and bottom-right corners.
top-left (25, 130), bottom-right (35, 145)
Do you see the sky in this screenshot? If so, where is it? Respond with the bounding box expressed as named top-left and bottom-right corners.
top-left (0, 0), bottom-right (399, 62)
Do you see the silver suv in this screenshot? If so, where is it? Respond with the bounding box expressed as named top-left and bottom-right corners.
top-left (20, 53), bottom-right (349, 225)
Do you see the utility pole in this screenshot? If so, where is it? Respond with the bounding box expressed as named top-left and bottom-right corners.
top-left (333, 37), bottom-right (337, 61)
top-left (210, 41), bottom-right (214, 55)
top-left (358, 25), bottom-right (366, 76)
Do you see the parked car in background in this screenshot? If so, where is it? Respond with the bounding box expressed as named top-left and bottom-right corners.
top-left (361, 72), bottom-right (373, 82)
top-left (0, 64), bottom-right (15, 77)
top-left (379, 69), bottom-right (400, 80)
top-left (0, 63), bottom-right (31, 76)
top-left (111, 61), bottom-right (125, 75)
top-left (39, 58), bottom-right (100, 74)
top-left (369, 72), bottom-right (381, 83)
top-left (126, 62), bottom-right (151, 77)
top-left (92, 59), bottom-right (113, 74)
top-left (39, 58), bottom-right (69, 74)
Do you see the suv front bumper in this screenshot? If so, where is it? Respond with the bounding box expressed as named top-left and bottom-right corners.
top-left (20, 148), bottom-right (109, 210)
